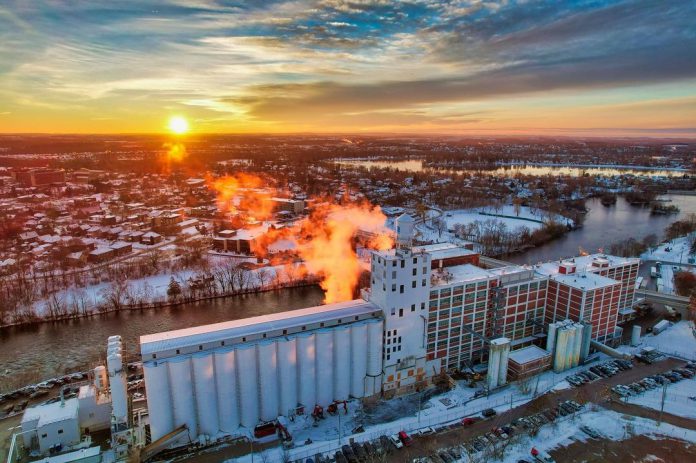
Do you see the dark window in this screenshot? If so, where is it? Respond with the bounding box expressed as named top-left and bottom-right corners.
top-left (401, 260), bottom-right (405, 268)
top-left (392, 261), bottom-right (396, 267)
top-left (399, 308), bottom-right (404, 317)
top-left (282, 330), bottom-right (287, 335)
top-left (412, 281), bottom-right (416, 288)
top-left (413, 258), bottom-right (417, 264)
top-left (421, 302), bottom-right (425, 310)
top-left (41, 434), bottom-right (47, 438)
top-left (242, 337), bottom-right (246, 342)
top-left (320, 322), bottom-right (325, 327)
top-left (58, 429), bottom-right (63, 434)
top-left (176, 349), bottom-right (180, 354)
top-left (152, 354), bottom-right (157, 359)
top-left (386, 354), bottom-right (391, 361)
top-left (301, 326), bottom-right (306, 331)
top-left (262, 333), bottom-right (267, 338)
top-left (411, 304), bottom-right (415, 312)
top-left (198, 345), bottom-right (203, 350)
top-left (221, 341), bottom-right (225, 346)
top-left (400, 285), bottom-right (404, 293)
top-left (412, 268), bottom-right (417, 276)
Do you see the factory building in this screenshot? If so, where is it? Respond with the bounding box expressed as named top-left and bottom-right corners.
top-left (139, 213), bottom-right (639, 445)
top-left (536, 254), bottom-right (639, 325)
top-left (543, 268), bottom-right (622, 344)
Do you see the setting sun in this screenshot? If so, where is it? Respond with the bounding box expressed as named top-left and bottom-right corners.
top-left (168, 116), bottom-right (189, 135)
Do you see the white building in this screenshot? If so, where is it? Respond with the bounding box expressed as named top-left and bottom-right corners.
top-left (22, 399), bottom-right (81, 454)
top-left (140, 300), bottom-right (384, 442)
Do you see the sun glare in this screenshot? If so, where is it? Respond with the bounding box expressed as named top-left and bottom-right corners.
top-left (168, 116), bottom-right (189, 135)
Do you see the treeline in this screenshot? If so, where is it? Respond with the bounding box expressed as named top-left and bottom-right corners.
top-left (452, 219), bottom-right (569, 256)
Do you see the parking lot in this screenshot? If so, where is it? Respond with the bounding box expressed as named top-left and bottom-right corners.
top-left (375, 356), bottom-right (685, 463)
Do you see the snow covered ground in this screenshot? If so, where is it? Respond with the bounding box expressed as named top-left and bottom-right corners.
top-left (224, 406), bottom-right (696, 463)
top-left (222, 359), bottom-right (609, 463)
top-left (413, 205), bottom-right (571, 244)
top-left (641, 235), bottom-right (696, 265)
top-left (480, 406), bottom-right (696, 463)
top-left (626, 376), bottom-right (696, 420)
top-left (636, 321), bottom-right (696, 360)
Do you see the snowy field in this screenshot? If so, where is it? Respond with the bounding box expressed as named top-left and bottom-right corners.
top-left (626, 376), bottom-right (696, 420)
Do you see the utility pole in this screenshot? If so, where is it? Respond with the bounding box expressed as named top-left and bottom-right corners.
top-left (658, 383), bottom-right (667, 427)
top-left (338, 409), bottom-right (342, 444)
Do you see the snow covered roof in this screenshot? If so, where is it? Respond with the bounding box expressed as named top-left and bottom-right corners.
top-left (432, 264), bottom-right (493, 287)
top-left (551, 272), bottom-right (618, 291)
top-left (140, 299), bottom-right (382, 356)
top-left (22, 398), bottom-right (78, 427)
top-left (509, 345), bottom-right (551, 365)
top-left (412, 243), bottom-right (477, 260)
top-left (535, 253), bottom-right (638, 276)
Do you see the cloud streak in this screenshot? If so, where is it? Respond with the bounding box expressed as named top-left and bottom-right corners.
top-left (0, 0), bottom-right (694, 135)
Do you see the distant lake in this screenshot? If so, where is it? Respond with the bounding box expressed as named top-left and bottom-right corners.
top-left (336, 159), bottom-right (690, 178)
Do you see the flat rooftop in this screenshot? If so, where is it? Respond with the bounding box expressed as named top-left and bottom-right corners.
top-left (509, 345), bottom-right (551, 364)
top-left (432, 263), bottom-right (493, 286)
top-left (535, 253), bottom-right (639, 276)
top-left (22, 398), bottom-right (78, 426)
top-left (412, 243), bottom-right (478, 261)
top-left (551, 272), bottom-right (618, 291)
top-left (141, 299), bottom-right (381, 356)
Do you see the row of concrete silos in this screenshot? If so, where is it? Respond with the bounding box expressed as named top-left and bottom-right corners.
top-left (546, 320), bottom-right (591, 372)
top-left (143, 318), bottom-right (384, 442)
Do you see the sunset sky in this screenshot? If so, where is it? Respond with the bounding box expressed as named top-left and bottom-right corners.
top-left (1, 0), bottom-right (695, 136)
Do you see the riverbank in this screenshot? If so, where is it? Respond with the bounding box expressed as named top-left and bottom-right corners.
top-left (0, 277), bottom-right (319, 330)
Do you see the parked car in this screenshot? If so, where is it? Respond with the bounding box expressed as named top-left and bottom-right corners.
top-left (482, 408), bottom-right (497, 418)
top-left (398, 431), bottom-right (413, 447)
top-left (389, 434), bottom-right (404, 449)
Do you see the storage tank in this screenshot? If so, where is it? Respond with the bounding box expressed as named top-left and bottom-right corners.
top-left (235, 344), bottom-right (259, 428)
top-left (580, 322), bottom-right (592, 361)
top-left (107, 351), bottom-right (128, 423)
top-left (315, 330), bottom-right (334, 406)
top-left (497, 338), bottom-right (510, 387)
top-left (258, 340), bottom-right (280, 421)
top-left (365, 320), bottom-right (384, 396)
top-left (333, 326), bottom-right (351, 401)
top-left (297, 333), bottom-right (316, 408)
top-left (631, 325), bottom-right (641, 347)
top-left (553, 328), bottom-right (569, 372)
top-left (143, 360), bottom-right (174, 441)
top-left (486, 346), bottom-right (501, 389)
top-left (278, 337), bottom-right (298, 416)
top-left (94, 365), bottom-right (108, 392)
top-left (546, 322), bottom-right (558, 354)
top-left (564, 325), bottom-right (576, 369)
top-left (213, 347), bottom-right (240, 433)
top-left (168, 356), bottom-right (198, 438)
top-left (192, 352), bottom-right (219, 437)
top-left (572, 324), bottom-right (583, 367)
top-left (350, 323), bottom-right (368, 398)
